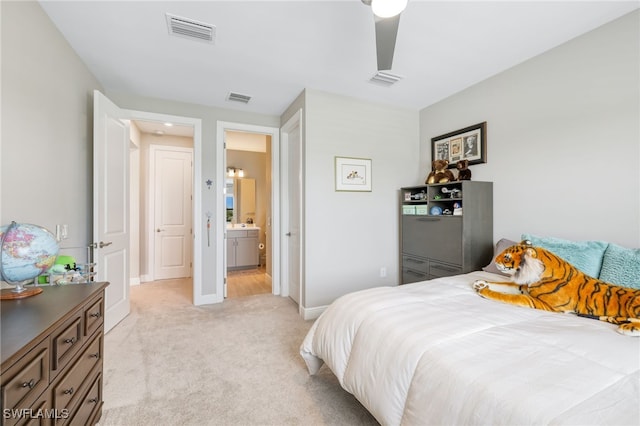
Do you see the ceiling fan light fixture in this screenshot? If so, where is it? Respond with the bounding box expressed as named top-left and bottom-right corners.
top-left (371, 0), bottom-right (408, 18)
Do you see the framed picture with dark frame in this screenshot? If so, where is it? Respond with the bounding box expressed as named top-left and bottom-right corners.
top-left (431, 122), bottom-right (487, 168)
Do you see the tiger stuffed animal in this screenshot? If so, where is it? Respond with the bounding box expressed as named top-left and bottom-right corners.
top-left (473, 240), bottom-right (640, 336)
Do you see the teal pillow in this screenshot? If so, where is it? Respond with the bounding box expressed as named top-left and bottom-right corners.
top-left (598, 244), bottom-right (640, 290)
top-left (521, 234), bottom-right (608, 278)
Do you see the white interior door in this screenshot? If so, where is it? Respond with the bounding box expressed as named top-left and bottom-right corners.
top-left (152, 146), bottom-right (193, 280)
top-left (93, 90), bottom-right (130, 333)
top-left (282, 112), bottom-right (302, 305)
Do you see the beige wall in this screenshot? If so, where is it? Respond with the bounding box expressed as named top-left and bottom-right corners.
top-left (299, 89), bottom-right (420, 308)
top-left (129, 122), bottom-right (141, 282)
top-left (1, 1), bottom-right (103, 263)
top-left (419, 10), bottom-right (640, 248)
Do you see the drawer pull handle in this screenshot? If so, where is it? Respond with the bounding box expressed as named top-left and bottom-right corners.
top-left (22, 379), bottom-right (35, 389)
top-left (64, 337), bottom-right (76, 344)
top-left (406, 258), bottom-right (425, 264)
top-left (417, 217), bottom-right (441, 222)
top-left (89, 312), bottom-right (101, 318)
top-left (63, 387), bottom-right (74, 395)
top-left (89, 352), bottom-right (100, 359)
top-left (88, 398), bottom-right (99, 404)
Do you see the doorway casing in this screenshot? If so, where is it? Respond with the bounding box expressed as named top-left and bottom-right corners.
top-left (216, 122), bottom-right (281, 301)
top-left (280, 110), bottom-right (304, 312)
top-left (127, 110), bottom-right (204, 305)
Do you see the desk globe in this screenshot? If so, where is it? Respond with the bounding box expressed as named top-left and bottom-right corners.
top-left (0, 221), bottom-right (59, 299)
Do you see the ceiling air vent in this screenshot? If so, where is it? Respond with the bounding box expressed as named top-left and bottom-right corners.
top-left (166, 13), bottom-right (215, 43)
top-left (369, 71), bottom-right (403, 87)
top-left (227, 92), bottom-right (252, 104)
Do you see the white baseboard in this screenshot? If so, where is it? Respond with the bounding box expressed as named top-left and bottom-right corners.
top-left (130, 277), bottom-right (141, 286)
top-left (301, 305), bottom-right (328, 320)
top-left (140, 274), bottom-right (152, 283)
top-left (195, 293), bottom-right (222, 305)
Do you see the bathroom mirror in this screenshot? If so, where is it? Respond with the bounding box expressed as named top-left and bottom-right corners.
top-left (226, 178), bottom-right (256, 224)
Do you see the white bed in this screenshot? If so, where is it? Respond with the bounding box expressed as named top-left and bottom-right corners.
top-left (300, 271), bottom-right (640, 426)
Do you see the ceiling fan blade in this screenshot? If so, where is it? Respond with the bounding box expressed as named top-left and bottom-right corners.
top-left (374, 14), bottom-right (401, 71)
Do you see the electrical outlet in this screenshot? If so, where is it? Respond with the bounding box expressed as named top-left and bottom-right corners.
top-left (379, 267), bottom-right (387, 278)
top-left (55, 224), bottom-right (69, 241)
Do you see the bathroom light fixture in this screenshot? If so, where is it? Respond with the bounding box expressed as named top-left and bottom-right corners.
top-left (227, 167), bottom-right (244, 178)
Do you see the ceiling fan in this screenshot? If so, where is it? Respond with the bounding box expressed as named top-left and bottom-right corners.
top-left (361, 0), bottom-right (408, 71)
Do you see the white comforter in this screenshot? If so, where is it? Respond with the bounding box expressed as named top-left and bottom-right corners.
top-left (300, 271), bottom-right (640, 426)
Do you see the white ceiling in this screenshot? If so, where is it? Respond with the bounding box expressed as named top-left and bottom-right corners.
top-left (40, 0), bottom-right (638, 122)
top-left (132, 119), bottom-right (194, 137)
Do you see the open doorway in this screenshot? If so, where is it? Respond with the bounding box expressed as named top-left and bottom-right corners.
top-left (129, 118), bottom-right (196, 300)
top-left (225, 131), bottom-right (271, 298)
top-left (216, 121), bottom-right (281, 301)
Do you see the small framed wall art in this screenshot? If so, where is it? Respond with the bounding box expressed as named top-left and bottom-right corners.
top-left (335, 156), bottom-right (372, 192)
top-left (431, 122), bottom-right (487, 168)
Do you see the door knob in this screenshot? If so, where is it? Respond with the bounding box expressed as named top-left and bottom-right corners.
top-left (285, 232), bottom-right (291, 236)
top-left (98, 241), bottom-right (112, 248)
top-left (156, 228), bottom-right (165, 233)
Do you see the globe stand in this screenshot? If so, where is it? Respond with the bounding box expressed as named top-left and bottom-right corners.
top-left (0, 281), bottom-right (43, 300)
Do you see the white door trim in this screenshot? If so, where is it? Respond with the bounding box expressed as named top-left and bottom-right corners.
top-left (280, 109), bottom-right (304, 312)
top-left (216, 121), bottom-right (281, 300)
top-left (125, 110), bottom-right (204, 305)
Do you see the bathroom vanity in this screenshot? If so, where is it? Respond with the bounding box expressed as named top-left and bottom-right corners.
top-left (226, 226), bottom-right (260, 269)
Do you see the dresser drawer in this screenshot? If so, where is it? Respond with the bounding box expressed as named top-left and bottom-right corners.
top-left (402, 255), bottom-right (428, 274)
top-left (402, 267), bottom-right (429, 284)
top-left (83, 295), bottom-right (104, 338)
top-left (51, 332), bottom-right (102, 413)
top-left (1, 340), bottom-right (49, 426)
top-left (12, 394), bottom-right (53, 426)
top-left (402, 216), bottom-right (462, 264)
top-left (429, 261), bottom-right (462, 278)
top-left (63, 372), bottom-right (102, 426)
top-left (51, 314), bottom-right (83, 376)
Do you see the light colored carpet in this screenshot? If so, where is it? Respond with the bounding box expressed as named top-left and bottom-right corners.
top-left (99, 279), bottom-right (378, 425)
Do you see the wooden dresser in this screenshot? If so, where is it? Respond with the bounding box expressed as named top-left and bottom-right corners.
top-left (1, 282), bottom-right (109, 425)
